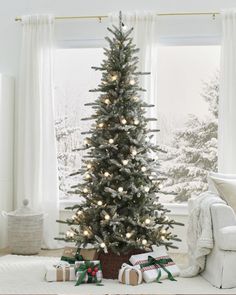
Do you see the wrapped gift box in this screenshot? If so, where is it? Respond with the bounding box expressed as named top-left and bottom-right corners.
top-left (75, 260), bottom-right (102, 285)
top-left (118, 263), bottom-right (142, 286)
top-left (61, 246), bottom-right (98, 264)
top-left (129, 246), bottom-right (180, 283)
top-left (45, 265), bottom-right (76, 282)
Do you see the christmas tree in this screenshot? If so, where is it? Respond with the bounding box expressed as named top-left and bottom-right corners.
top-left (161, 73), bottom-right (218, 202)
top-left (57, 12), bottom-right (182, 254)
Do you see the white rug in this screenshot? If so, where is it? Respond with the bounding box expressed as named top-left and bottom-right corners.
top-left (0, 255), bottom-right (236, 294)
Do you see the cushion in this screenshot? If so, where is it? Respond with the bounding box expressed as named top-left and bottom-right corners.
top-left (208, 172), bottom-right (236, 194)
top-left (218, 226), bottom-right (236, 251)
top-left (210, 176), bottom-right (236, 213)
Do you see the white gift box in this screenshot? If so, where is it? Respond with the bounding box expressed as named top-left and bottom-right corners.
top-left (45, 265), bottom-right (76, 282)
top-left (129, 246), bottom-right (180, 283)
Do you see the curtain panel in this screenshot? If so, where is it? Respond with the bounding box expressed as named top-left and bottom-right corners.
top-left (15, 14), bottom-right (59, 248)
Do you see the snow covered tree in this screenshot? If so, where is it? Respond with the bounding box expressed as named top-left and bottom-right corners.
top-left (161, 73), bottom-right (219, 202)
top-left (55, 117), bottom-right (81, 199)
top-left (56, 12), bottom-right (182, 254)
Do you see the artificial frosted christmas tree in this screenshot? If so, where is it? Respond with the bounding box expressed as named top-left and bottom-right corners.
top-left (56, 12), bottom-right (182, 278)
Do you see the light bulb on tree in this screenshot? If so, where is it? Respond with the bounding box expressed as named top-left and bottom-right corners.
top-left (126, 232), bottom-right (132, 238)
top-left (141, 166), bottom-right (147, 172)
top-left (144, 186), bottom-right (150, 192)
top-left (145, 218), bottom-right (151, 224)
top-left (87, 163), bottom-right (92, 169)
top-left (98, 122), bottom-right (104, 128)
top-left (100, 242), bottom-right (106, 248)
top-left (77, 210), bottom-right (82, 216)
top-left (118, 187), bottom-right (123, 193)
top-left (105, 214), bottom-right (110, 220)
top-left (85, 174), bottom-right (91, 179)
top-left (131, 149), bottom-right (137, 156)
top-left (84, 138), bottom-right (89, 145)
top-left (132, 96), bottom-right (139, 101)
top-left (129, 79), bottom-right (135, 85)
top-left (104, 171), bottom-right (110, 177)
top-left (121, 118), bottom-right (127, 125)
top-left (83, 187), bottom-right (89, 193)
top-left (111, 74), bottom-right (118, 81)
top-left (142, 239), bottom-right (147, 245)
top-left (133, 119), bottom-right (139, 125)
top-left (108, 138), bottom-right (114, 144)
top-left (83, 230), bottom-right (89, 236)
top-left (97, 200), bottom-right (103, 206)
top-left (104, 98), bottom-right (110, 105)
top-left (122, 159), bottom-right (129, 166)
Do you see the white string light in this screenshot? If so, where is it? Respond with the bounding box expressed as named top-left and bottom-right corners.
top-left (122, 159), bottom-right (129, 166)
top-left (126, 232), bottom-right (132, 238)
top-left (108, 138), bottom-right (114, 144)
top-left (83, 188), bottom-right (88, 193)
top-left (133, 119), bottom-right (139, 125)
top-left (141, 166), bottom-right (147, 172)
top-left (118, 187), bottom-right (123, 193)
top-left (104, 214), bottom-right (110, 220)
top-left (145, 218), bottom-right (151, 224)
top-left (104, 98), bottom-right (110, 105)
top-left (129, 79), bottom-right (135, 85)
top-left (144, 186), bottom-right (150, 192)
top-left (104, 171), bottom-right (110, 177)
top-left (121, 118), bottom-right (127, 125)
top-left (97, 200), bottom-right (103, 206)
top-left (83, 230), bottom-right (89, 236)
top-left (142, 239), bottom-right (147, 245)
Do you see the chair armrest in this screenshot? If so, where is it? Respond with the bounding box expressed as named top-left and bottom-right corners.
top-left (218, 226), bottom-right (236, 251)
top-left (211, 203), bottom-right (236, 246)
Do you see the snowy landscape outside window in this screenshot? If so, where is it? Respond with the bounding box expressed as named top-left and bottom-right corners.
top-left (54, 48), bottom-right (103, 201)
top-left (157, 45), bottom-right (220, 203)
top-left (54, 46), bottom-right (220, 203)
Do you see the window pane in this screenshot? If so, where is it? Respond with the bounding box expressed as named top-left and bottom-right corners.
top-left (157, 45), bottom-right (220, 203)
top-left (54, 48), bottom-right (103, 200)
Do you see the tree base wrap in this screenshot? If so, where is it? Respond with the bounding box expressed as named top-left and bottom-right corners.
top-left (45, 266), bottom-right (76, 282)
top-left (99, 249), bottom-right (146, 279)
top-left (75, 260), bottom-right (102, 285)
top-left (118, 263), bottom-right (142, 286)
top-left (129, 246), bottom-right (180, 283)
top-left (61, 247), bottom-right (98, 264)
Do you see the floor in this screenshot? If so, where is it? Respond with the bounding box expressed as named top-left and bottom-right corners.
top-left (1, 248), bottom-right (234, 294)
top-left (0, 247), bottom-right (189, 267)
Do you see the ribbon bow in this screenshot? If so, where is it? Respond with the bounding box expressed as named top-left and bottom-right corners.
top-left (118, 263), bottom-right (142, 285)
top-left (75, 261), bottom-right (103, 286)
top-left (140, 255), bottom-right (177, 283)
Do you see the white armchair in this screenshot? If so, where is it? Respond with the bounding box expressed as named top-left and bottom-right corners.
top-left (201, 202), bottom-right (236, 288)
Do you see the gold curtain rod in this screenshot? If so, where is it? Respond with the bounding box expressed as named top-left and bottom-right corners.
top-left (15, 12), bottom-right (220, 22)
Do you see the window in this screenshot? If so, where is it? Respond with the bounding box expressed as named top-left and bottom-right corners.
top-left (157, 45), bottom-right (220, 203)
top-left (54, 45), bottom-right (220, 204)
top-left (54, 48), bottom-right (103, 200)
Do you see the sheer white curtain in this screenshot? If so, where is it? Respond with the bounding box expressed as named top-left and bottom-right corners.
top-left (219, 9), bottom-right (236, 173)
top-left (108, 11), bottom-right (158, 135)
top-left (15, 14), bottom-right (59, 248)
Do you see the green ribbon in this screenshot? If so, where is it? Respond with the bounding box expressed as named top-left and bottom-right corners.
top-left (61, 253), bottom-right (83, 265)
top-left (75, 261), bottom-right (103, 286)
top-left (140, 255), bottom-right (177, 283)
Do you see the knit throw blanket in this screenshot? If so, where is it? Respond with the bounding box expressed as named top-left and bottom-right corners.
top-left (181, 191), bottom-right (225, 277)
